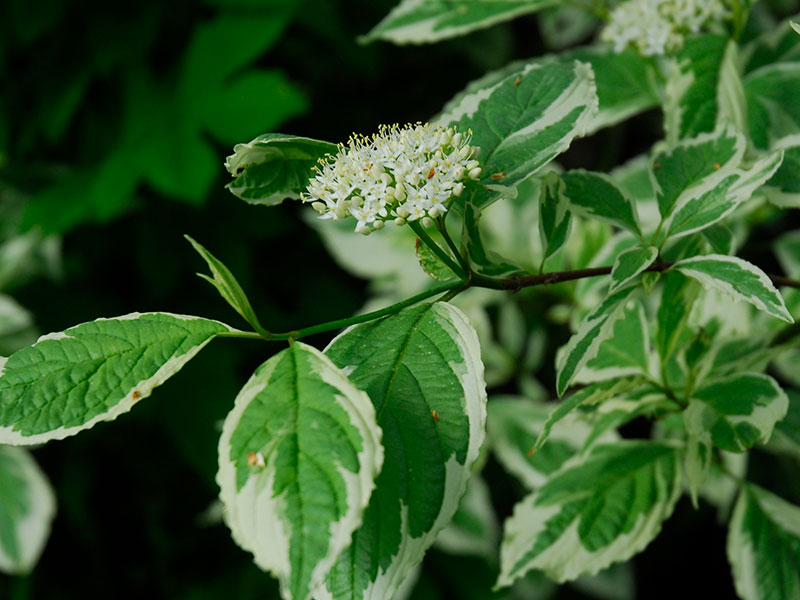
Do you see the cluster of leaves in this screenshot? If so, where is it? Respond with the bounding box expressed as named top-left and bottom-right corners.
top-left (2, 1), bottom-right (800, 599)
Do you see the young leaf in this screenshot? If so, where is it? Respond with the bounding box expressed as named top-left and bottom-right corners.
top-left (661, 151), bottom-right (784, 241)
top-left (362, 0), bottom-right (558, 45)
top-left (497, 441), bottom-right (681, 586)
top-left (561, 170), bottom-right (642, 238)
top-left (762, 135), bottom-right (800, 208)
top-left (651, 127), bottom-right (745, 219)
top-left (689, 373), bottom-right (789, 453)
top-left (225, 134), bottom-right (337, 205)
top-left (185, 235), bottom-right (268, 335)
top-left (462, 201), bottom-right (525, 277)
top-left (436, 60), bottom-right (598, 206)
top-left (555, 287), bottom-right (636, 396)
top-left (488, 396), bottom-right (617, 490)
top-left (728, 484), bottom-right (800, 600)
top-left (608, 246), bottom-right (658, 294)
top-left (0, 313), bottom-right (233, 445)
top-left (216, 342), bottom-right (383, 600)
top-left (319, 302), bottom-right (486, 600)
top-left (415, 237), bottom-right (455, 281)
top-left (664, 35), bottom-right (745, 142)
top-left (0, 446), bottom-right (56, 574)
top-left (671, 254), bottom-right (794, 323)
top-left (538, 172), bottom-right (573, 266)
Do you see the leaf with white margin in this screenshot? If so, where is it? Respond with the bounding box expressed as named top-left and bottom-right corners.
top-left (578, 299), bottom-right (652, 383)
top-left (664, 35), bottom-right (746, 143)
top-left (689, 373), bottom-right (789, 453)
top-left (662, 151), bottom-right (784, 241)
top-left (497, 441), bottom-right (681, 586)
top-left (225, 133), bottom-right (337, 205)
top-left (561, 170), bottom-right (642, 238)
top-left (531, 378), bottom-right (646, 456)
top-left (745, 63), bottom-right (800, 150)
top-left (555, 286), bottom-right (637, 397)
top-left (362, 0), bottom-right (558, 45)
top-left (433, 474), bottom-right (499, 561)
top-left (488, 396), bottom-right (618, 490)
top-left (683, 401), bottom-right (714, 508)
top-left (671, 254), bottom-right (794, 323)
top-left (0, 446), bottom-right (56, 574)
top-left (762, 135), bottom-right (800, 208)
top-left (538, 172), bottom-right (572, 266)
top-left (0, 313), bottom-right (233, 445)
top-left (742, 16), bottom-right (800, 74)
top-left (318, 301), bottom-right (486, 600)
top-left (728, 484), bottom-right (800, 600)
top-left (435, 60), bottom-right (597, 206)
top-left (217, 342), bottom-right (383, 600)
top-left (608, 246), bottom-right (658, 294)
top-left (650, 126), bottom-right (745, 220)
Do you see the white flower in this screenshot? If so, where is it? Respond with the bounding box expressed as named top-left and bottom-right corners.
top-left (301, 123), bottom-right (481, 234)
top-left (602, 0), bottom-right (729, 57)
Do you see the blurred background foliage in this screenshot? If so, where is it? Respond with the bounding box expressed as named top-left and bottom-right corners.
top-left (1, 0), bottom-right (798, 598)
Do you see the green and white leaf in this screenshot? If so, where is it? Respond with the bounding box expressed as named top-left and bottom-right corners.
top-left (216, 342), bottom-right (383, 600)
top-left (561, 170), bottom-right (642, 238)
top-left (762, 135), bottom-right (800, 208)
top-left (433, 474), bottom-right (499, 561)
top-left (664, 35), bottom-right (745, 142)
top-left (488, 396), bottom-right (617, 490)
top-left (0, 313), bottom-right (233, 445)
top-left (497, 441), bottom-right (681, 586)
top-left (671, 254), bottom-right (794, 323)
top-left (362, 0), bottom-right (558, 45)
top-left (728, 484), bottom-right (800, 600)
top-left (538, 172), bottom-right (572, 265)
top-left (532, 378), bottom-right (645, 455)
top-left (742, 16), bottom-right (800, 73)
top-left (650, 126), bottom-right (745, 220)
top-left (555, 287), bottom-right (636, 396)
top-left (682, 401), bottom-right (715, 507)
top-left (660, 151), bottom-right (784, 241)
top-left (319, 302), bottom-right (486, 600)
top-left (745, 63), bottom-right (800, 150)
top-left (225, 133), bottom-right (337, 205)
top-left (608, 246), bottom-right (658, 294)
top-left (435, 60), bottom-right (597, 206)
top-left (416, 238), bottom-right (456, 281)
top-left (185, 235), bottom-right (267, 335)
top-left (688, 373), bottom-right (789, 453)
top-left (577, 300), bottom-right (652, 383)
top-left (0, 446), bottom-right (56, 574)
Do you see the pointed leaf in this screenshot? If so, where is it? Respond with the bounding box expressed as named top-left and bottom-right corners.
top-left (415, 238), bottom-right (455, 281)
top-left (555, 287), bottom-right (636, 396)
top-left (319, 302), bottom-right (486, 600)
top-left (185, 235), bottom-right (267, 335)
top-left (0, 313), bottom-right (233, 445)
top-left (682, 401), bottom-right (715, 508)
top-left (538, 172), bottom-right (573, 264)
top-left (561, 170), bottom-right (641, 237)
top-left (662, 151), bottom-right (784, 241)
top-left (745, 63), bottom-right (800, 149)
top-left (488, 396), bottom-right (618, 490)
top-left (728, 484), bottom-right (800, 600)
top-left (609, 246), bottom-right (658, 294)
top-left (225, 134), bottom-right (337, 205)
top-left (362, 0), bottom-right (558, 45)
top-left (0, 446), bottom-right (56, 574)
top-left (497, 441), bottom-right (681, 586)
top-left (671, 254), bottom-right (794, 323)
top-left (216, 342), bottom-right (383, 600)
top-left (436, 60), bottom-right (598, 206)
top-left (689, 373), bottom-right (789, 453)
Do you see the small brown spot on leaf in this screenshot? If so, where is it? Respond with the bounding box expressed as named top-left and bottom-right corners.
top-left (132, 390), bottom-right (140, 401)
top-left (652, 161), bottom-right (660, 170)
top-left (527, 447), bottom-right (536, 457)
top-left (432, 410), bottom-right (440, 423)
top-left (713, 162), bottom-right (721, 170)
top-left (491, 172), bottom-right (506, 181)
top-left (513, 75), bottom-right (522, 87)
top-left (247, 452), bottom-right (258, 466)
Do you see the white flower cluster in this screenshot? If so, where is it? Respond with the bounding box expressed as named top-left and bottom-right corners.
top-left (602, 0), bottom-right (729, 56)
top-left (302, 123), bottom-right (481, 234)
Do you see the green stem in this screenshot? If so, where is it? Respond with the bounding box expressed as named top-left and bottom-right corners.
top-left (216, 330), bottom-right (268, 341)
top-left (272, 280), bottom-right (464, 341)
top-left (409, 220), bottom-right (465, 277)
top-left (436, 217), bottom-right (470, 274)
